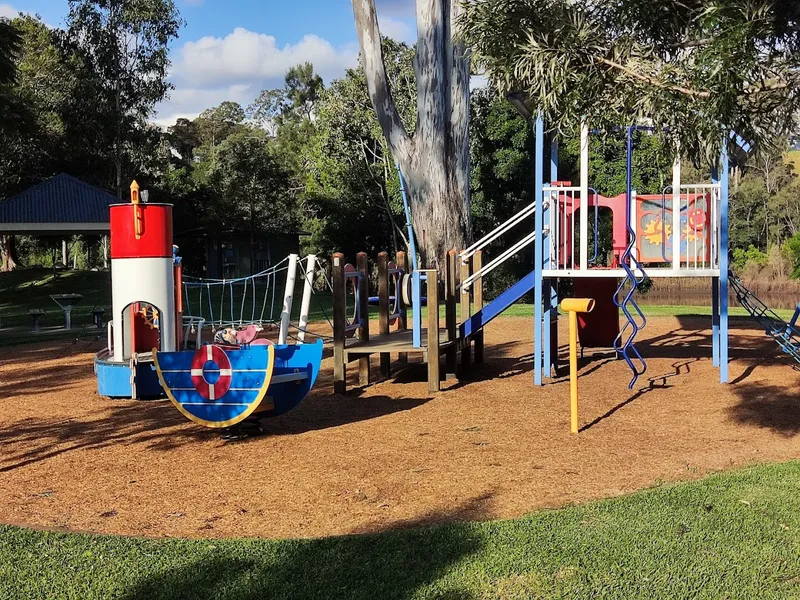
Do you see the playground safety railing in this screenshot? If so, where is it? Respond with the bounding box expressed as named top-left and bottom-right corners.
top-left (657, 184), bottom-right (720, 271)
top-left (458, 199), bottom-right (547, 291)
top-left (543, 186), bottom-right (602, 270)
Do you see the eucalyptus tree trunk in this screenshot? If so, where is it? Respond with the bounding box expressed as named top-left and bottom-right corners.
top-left (351, 0), bottom-right (471, 269)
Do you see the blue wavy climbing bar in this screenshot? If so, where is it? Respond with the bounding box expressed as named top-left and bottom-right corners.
top-left (613, 126), bottom-right (650, 389)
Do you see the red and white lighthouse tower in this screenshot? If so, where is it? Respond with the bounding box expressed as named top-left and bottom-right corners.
top-left (109, 181), bottom-right (177, 362)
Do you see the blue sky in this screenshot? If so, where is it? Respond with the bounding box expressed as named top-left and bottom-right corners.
top-left (1, 0), bottom-right (417, 124)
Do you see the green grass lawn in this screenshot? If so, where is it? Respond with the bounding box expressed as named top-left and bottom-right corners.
top-left (2, 461), bottom-right (800, 599)
top-left (1, 267), bottom-right (795, 341)
top-left (0, 268), bottom-right (111, 331)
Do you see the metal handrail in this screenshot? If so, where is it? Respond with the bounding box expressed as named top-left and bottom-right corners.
top-left (460, 230), bottom-right (541, 291)
top-left (459, 200), bottom-right (540, 261)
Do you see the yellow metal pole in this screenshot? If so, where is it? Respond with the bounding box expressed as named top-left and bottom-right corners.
top-left (569, 309), bottom-right (579, 434)
top-left (559, 298), bottom-right (595, 434)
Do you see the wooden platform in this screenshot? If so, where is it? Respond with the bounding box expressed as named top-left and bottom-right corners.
top-left (344, 329), bottom-right (455, 360)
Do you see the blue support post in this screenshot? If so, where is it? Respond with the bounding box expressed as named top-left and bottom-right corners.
top-left (543, 135), bottom-right (559, 377)
top-left (534, 114), bottom-right (545, 385)
top-left (711, 167), bottom-right (720, 368)
top-left (719, 142), bottom-right (730, 383)
top-left (712, 276), bottom-right (720, 367)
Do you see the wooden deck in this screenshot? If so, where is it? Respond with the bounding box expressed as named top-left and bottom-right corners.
top-left (344, 329), bottom-right (455, 359)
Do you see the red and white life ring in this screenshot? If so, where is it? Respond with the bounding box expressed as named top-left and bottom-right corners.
top-left (190, 345), bottom-right (233, 401)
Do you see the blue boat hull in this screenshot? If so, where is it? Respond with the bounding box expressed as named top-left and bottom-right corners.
top-left (154, 340), bottom-right (323, 428)
top-left (94, 351), bottom-right (164, 399)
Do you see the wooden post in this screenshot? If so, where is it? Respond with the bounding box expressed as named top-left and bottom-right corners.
top-left (460, 257), bottom-right (472, 375)
top-left (356, 252), bottom-right (371, 386)
top-left (473, 250), bottom-right (484, 364)
top-left (332, 253), bottom-right (346, 394)
top-left (445, 250), bottom-right (458, 378)
top-left (396, 250), bottom-right (409, 363)
top-left (425, 269), bottom-right (440, 393)
top-left (378, 251), bottom-right (391, 377)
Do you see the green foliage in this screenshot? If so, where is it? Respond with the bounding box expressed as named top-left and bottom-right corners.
top-left (65, 0), bottom-right (182, 194)
top-left (732, 245), bottom-right (769, 273)
top-left (462, 0), bottom-right (800, 163)
top-left (300, 39), bottom-right (417, 260)
top-left (207, 131), bottom-right (296, 235)
top-left (782, 233), bottom-right (800, 279)
top-left (4, 462), bottom-right (800, 598)
top-left (470, 87), bottom-right (533, 237)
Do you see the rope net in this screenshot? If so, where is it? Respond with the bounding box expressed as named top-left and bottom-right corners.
top-left (182, 257), bottom-right (290, 329)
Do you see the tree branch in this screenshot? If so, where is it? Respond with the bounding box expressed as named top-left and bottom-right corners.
top-left (594, 56), bottom-right (711, 99)
top-left (351, 0), bottom-right (412, 163)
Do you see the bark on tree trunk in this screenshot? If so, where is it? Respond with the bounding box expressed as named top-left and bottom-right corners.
top-left (1, 235), bottom-right (19, 272)
top-left (351, 0), bottom-right (471, 270)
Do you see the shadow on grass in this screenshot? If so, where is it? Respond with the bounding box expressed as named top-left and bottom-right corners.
top-left (120, 500), bottom-right (488, 600)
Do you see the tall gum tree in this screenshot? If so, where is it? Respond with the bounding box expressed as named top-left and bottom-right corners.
top-left (351, 0), bottom-right (471, 268)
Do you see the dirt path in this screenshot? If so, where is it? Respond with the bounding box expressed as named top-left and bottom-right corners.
top-left (1, 316), bottom-right (798, 539)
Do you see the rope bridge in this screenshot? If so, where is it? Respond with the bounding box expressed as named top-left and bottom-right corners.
top-left (181, 254), bottom-right (326, 344)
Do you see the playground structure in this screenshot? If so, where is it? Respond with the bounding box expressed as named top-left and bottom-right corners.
top-left (333, 123), bottom-right (735, 400)
top-left (331, 249), bottom-right (485, 394)
top-left (94, 182), bottom-right (323, 428)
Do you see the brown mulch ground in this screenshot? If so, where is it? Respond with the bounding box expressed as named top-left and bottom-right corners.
top-left (1, 316), bottom-right (799, 540)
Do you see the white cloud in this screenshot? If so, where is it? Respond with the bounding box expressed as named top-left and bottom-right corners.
top-left (378, 16), bottom-right (416, 44)
top-left (155, 28), bottom-right (360, 127)
top-left (171, 28), bottom-right (358, 89)
top-left (0, 3), bottom-right (23, 18)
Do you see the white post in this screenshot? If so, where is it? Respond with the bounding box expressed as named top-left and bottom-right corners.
top-left (672, 155), bottom-right (682, 270)
top-left (102, 235), bottom-right (109, 269)
top-left (62, 239), bottom-right (67, 266)
top-left (297, 254), bottom-right (316, 343)
top-left (579, 122), bottom-right (590, 270)
top-left (278, 254), bottom-right (299, 345)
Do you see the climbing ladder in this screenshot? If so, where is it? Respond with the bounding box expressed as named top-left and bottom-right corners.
top-left (730, 273), bottom-right (800, 365)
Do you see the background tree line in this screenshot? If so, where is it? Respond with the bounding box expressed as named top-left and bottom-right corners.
top-left (2, 5), bottom-right (800, 289)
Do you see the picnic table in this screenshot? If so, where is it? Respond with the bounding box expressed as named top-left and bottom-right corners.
top-left (50, 294), bottom-right (83, 330)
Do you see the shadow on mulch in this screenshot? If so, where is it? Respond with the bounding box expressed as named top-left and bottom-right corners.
top-left (0, 388), bottom-right (434, 472)
top-left (729, 376), bottom-right (800, 437)
top-left (119, 496), bottom-right (488, 600)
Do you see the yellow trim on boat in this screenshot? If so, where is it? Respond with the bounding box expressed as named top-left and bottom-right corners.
top-left (153, 345), bottom-right (275, 429)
